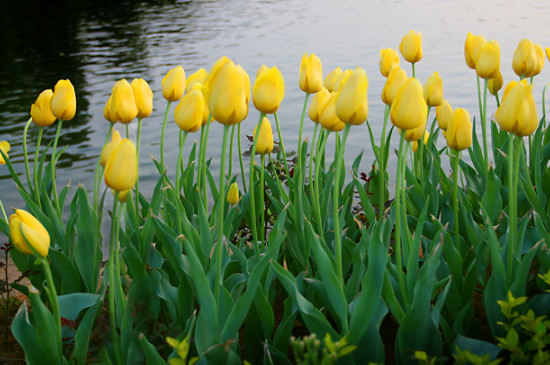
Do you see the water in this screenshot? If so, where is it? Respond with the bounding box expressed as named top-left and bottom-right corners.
top-left (1, 0), bottom-right (550, 222)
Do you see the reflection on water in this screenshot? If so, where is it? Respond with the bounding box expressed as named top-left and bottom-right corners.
top-left (1, 0), bottom-right (550, 213)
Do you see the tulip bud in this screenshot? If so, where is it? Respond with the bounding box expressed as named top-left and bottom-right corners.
top-left (446, 108), bottom-right (472, 151)
top-left (324, 67), bottom-right (342, 92)
top-left (162, 65), bottom-right (186, 102)
top-left (9, 209), bottom-right (50, 258)
top-left (333, 69), bottom-right (352, 92)
top-left (299, 53), bottom-right (323, 93)
top-left (112, 189), bottom-right (130, 203)
top-left (0, 141), bottom-right (10, 165)
top-left (404, 119), bottom-right (427, 142)
top-left (253, 65), bottom-right (285, 114)
top-left (131, 78), bottom-right (153, 119)
top-left (226, 182), bottom-right (240, 205)
top-left (254, 117), bottom-right (274, 154)
top-left (475, 40), bottom-right (500, 79)
top-left (488, 71), bottom-right (503, 96)
top-left (110, 79), bottom-right (138, 124)
top-left (31, 89), bottom-right (57, 127)
top-left (104, 139), bottom-right (138, 192)
top-left (203, 56), bottom-right (232, 104)
top-left (436, 99), bottom-right (452, 131)
top-left (464, 32), bottom-right (486, 69)
top-left (335, 67), bottom-right (368, 125)
top-left (50, 79), bottom-right (76, 121)
top-left (381, 67), bottom-right (407, 106)
top-left (103, 95), bottom-right (114, 123)
top-left (533, 44), bottom-right (545, 77)
top-left (379, 48), bottom-right (400, 77)
top-left (423, 72), bottom-right (443, 107)
top-left (546, 47), bottom-right (550, 62)
top-left (185, 68), bottom-right (208, 93)
top-left (390, 78), bottom-right (427, 131)
top-left (495, 80), bottom-right (538, 136)
top-left (175, 89), bottom-right (204, 133)
top-left (208, 60), bottom-right (250, 125)
top-left (399, 30), bottom-right (423, 64)
top-left (319, 92), bottom-right (345, 132)
top-left (100, 129), bottom-right (122, 167)
top-left (309, 87), bottom-right (331, 123)
top-left (512, 39), bottom-right (538, 78)
top-left (412, 131), bottom-right (429, 153)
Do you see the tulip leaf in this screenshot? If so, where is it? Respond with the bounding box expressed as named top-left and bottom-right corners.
top-left (71, 296), bottom-right (102, 365)
top-left (481, 168), bottom-right (502, 225)
top-left (49, 250), bottom-right (83, 294)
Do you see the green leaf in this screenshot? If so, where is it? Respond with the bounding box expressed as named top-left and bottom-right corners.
top-left (58, 293), bottom-right (101, 321)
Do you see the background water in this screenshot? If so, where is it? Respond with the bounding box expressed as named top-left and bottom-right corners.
top-left (1, 0), bottom-right (550, 222)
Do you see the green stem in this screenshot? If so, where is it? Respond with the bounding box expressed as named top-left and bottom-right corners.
top-left (109, 191), bottom-right (121, 326)
top-left (51, 119), bottom-right (64, 217)
top-left (201, 115), bottom-right (213, 207)
top-left (274, 112), bottom-right (290, 179)
top-left (175, 130), bottom-right (188, 195)
top-left (23, 118), bottom-right (33, 196)
top-left (135, 118), bottom-right (142, 218)
top-left (215, 125), bottom-right (230, 304)
top-left (314, 128), bottom-right (329, 238)
top-left (506, 133), bottom-right (516, 286)
top-left (160, 101), bottom-right (172, 174)
top-left (452, 149), bottom-right (460, 248)
top-left (309, 123), bottom-right (319, 190)
top-left (379, 105), bottom-right (390, 219)
top-left (394, 131), bottom-right (409, 306)
top-left (0, 199), bottom-right (7, 223)
top-left (542, 83), bottom-right (550, 129)
top-left (297, 93), bottom-right (311, 168)
top-left (513, 136), bottom-right (521, 259)
top-left (40, 257), bottom-right (62, 357)
top-left (238, 123), bottom-right (247, 193)
top-left (33, 126), bottom-right (44, 208)
top-left (412, 63), bottom-right (416, 79)
top-left (197, 124), bottom-right (206, 193)
top-left (260, 153), bottom-right (266, 243)
top-left (229, 125), bottom-right (235, 178)
top-left (481, 78), bottom-right (489, 167)
top-left (94, 124), bottom-right (114, 212)
top-left (248, 114), bottom-right (265, 257)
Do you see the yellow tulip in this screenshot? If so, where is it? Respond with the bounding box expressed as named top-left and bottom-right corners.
top-left (100, 129), bottom-right (122, 167)
top-left (436, 99), bottom-right (452, 131)
top-left (203, 56), bottom-right (232, 105)
top-left (412, 131), bottom-right (429, 153)
top-left (253, 65), bottom-right (285, 114)
top-left (253, 117), bottom-right (274, 154)
top-left (162, 65), bottom-right (186, 102)
top-left (175, 89), bottom-right (204, 133)
top-left (208, 61), bottom-right (249, 125)
top-left (299, 53), bottom-right (323, 93)
top-left (404, 119), bottom-right (427, 142)
top-left (381, 67), bottom-right (407, 106)
top-left (488, 71), bottom-right (503, 96)
top-left (390, 78), bottom-right (427, 131)
top-left (446, 108), bottom-right (472, 151)
top-left (309, 87), bottom-right (331, 123)
top-left (324, 67), bottom-right (342, 92)
top-left (333, 69), bottom-right (352, 92)
top-left (495, 80), bottom-right (538, 136)
top-left (335, 67), bottom-right (368, 125)
top-left (379, 48), bottom-right (400, 77)
top-left (475, 40), bottom-right (500, 79)
top-left (512, 39), bottom-right (538, 78)
top-left (533, 44), bottom-right (545, 77)
top-left (50, 79), bottom-right (76, 121)
top-left (131, 78), bottom-right (153, 119)
top-left (103, 95), bottom-right (114, 123)
top-left (464, 32), bottom-right (486, 69)
top-left (423, 71), bottom-right (443, 107)
top-left (399, 30), bottom-right (423, 64)
top-left (237, 64), bottom-right (251, 105)
top-left (546, 47), bottom-right (550, 62)
top-left (185, 68), bottom-right (208, 93)
top-left (0, 141), bottom-right (10, 165)
top-left (319, 92), bottom-right (345, 132)
top-left (9, 209), bottom-right (50, 258)
top-left (110, 79), bottom-right (138, 124)
top-left (226, 182), bottom-right (240, 205)
top-left (104, 139), bottom-right (138, 192)
top-left (31, 89), bottom-right (56, 127)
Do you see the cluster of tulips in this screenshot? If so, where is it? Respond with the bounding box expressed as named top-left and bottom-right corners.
top-left (1, 29), bottom-right (550, 364)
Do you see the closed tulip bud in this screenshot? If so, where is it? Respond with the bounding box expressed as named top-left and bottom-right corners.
top-left (335, 67), bottom-right (368, 125)
top-left (533, 44), bottom-right (545, 77)
top-left (324, 67), bottom-right (342, 92)
top-left (175, 89), bottom-right (204, 133)
top-left (104, 139), bottom-right (138, 192)
top-left (226, 182), bottom-right (240, 205)
top-left (299, 53), bottom-right (323, 93)
top-left (399, 30), bottom-right (423, 64)
top-left (446, 108), bottom-right (472, 151)
top-left (309, 87), bottom-right (331, 123)
top-left (488, 71), bottom-right (503, 96)
top-left (436, 99), bottom-right (452, 131)
top-left (9, 209), bottom-right (50, 258)
top-left (464, 32), bottom-right (486, 69)
top-left (100, 129), bottom-right (122, 167)
top-left (475, 40), bottom-right (500, 79)
top-left (404, 119), bottom-right (427, 142)
top-left (381, 67), bottom-right (407, 106)
top-left (110, 79), bottom-right (138, 124)
top-left (103, 95), bottom-right (115, 123)
top-left (112, 189), bottom-right (130, 202)
top-left (131, 78), bottom-right (153, 118)
top-left (390, 78), bottom-right (427, 130)
top-left (31, 89), bottom-right (56, 127)
top-left (546, 47), bottom-right (550, 62)
top-left (333, 69), bottom-right (352, 92)
top-left (512, 39), bottom-right (537, 78)
top-left (203, 56), bottom-right (232, 104)
top-left (0, 141), bottom-right (10, 165)
top-left (412, 131), bottom-right (429, 153)
top-left (162, 65), bottom-right (186, 102)
top-left (185, 68), bottom-right (208, 93)
top-left (253, 117), bottom-right (274, 154)
top-left (495, 80), bottom-right (538, 136)
top-left (379, 48), bottom-right (400, 77)
top-left (319, 92), bottom-right (345, 132)
top-left (50, 79), bottom-right (76, 121)
top-left (423, 72), bottom-right (443, 107)
top-left (253, 65), bottom-right (285, 114)
top-left (208, 61), bottom-right (249, 125)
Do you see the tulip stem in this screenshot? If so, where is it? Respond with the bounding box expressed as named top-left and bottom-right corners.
top-left (297, 93), bottom-right (311, 166)
top-left (33, 126), bottom-right (44, 209)
top-left (160, 101), bottom-right (172, 175)
top-left (229, 125), bottom-right (235, 178)
top-left (175, 130), bottom-right (188, 196)
top-left (378, 106), bottom-right (391, 219)
top-left (274, 112), bottom-right (290, 179)
top-left (506, 134), bottom-right (519, 285)
top-left (481, 78), bottom-right (489, 167)
top-left (108, 191), bottom-right (123, 365)
top-left (201, 115), bottom-right (213, 207)
top-left (238, 123), bottom-right (247, 193)
top-left (248, 114), bottom-right (265, 258)
top-left (542, 82), bottom-right (549, 129)
top-left (135, 118), bottom-right (142, 218)
top-left (93, 124), bottom-right (113, 213)
top-left (40, 257), bottom-right (62, 357)
top-left (260, 153), bottom-right (266, 243)
top-left (314, 128), bottom-right (329, 238)
top-left (215, 124), bottom-right (230, 304)
top-left (51, 119), bottom-right (64, 217)
top-left (412, 63), bottom-right (416, 79)
top-left (309, 123), bottom-right (319, 190)
top-left (23, 118), bottom-right (33, 197)
top-left (333, 124), bottom-right (350, 285)
top-left (452, 149), bottom-right (460, 249)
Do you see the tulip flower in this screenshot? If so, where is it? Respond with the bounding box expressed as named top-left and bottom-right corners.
top-left (131, 78), bottom-right (153, 119)
top-left (175, 89), bottom-right (204, 133)
top-left (412, 131), bottom-right (429, 153)
top-left (319, 92), bottom-right (345, 132)
top-left (335, 67), bottom-right (368, 125)
top-left (436, 99), bottom-right (453, 131)
top-left (333, 69), bottom-right (352, 92)
top-left (31, 89), bottom-right (56, 127)
top-left (110, 79), bottom-right (138, 124)
top-left (475, 40), bottom-right (500, 79)
top-left (324, 67), bottom-right (342, 92)
top-left (381, 67), bottom-right (407, 106)
top-left (103, 95), bottom-right (115, 123)
top-left (512, 39), bottom-right (538, 78)
top-left (0, 141), bottom-right (10, 165)
top-left (104, 139), bottom-right (138, 192)
top-left (208, 61), bottom-right (250, 125)
top-left (9, 209), bottom-right (50, 258)
top-left (112, 189), bottom-right (130, 203)
top-left (533, 44), bottom-right (545, 77)
top-left (423, 72), bottom-right (443, 107)
top-left (203, 56), bottom-right (231, 105)
top-left (404, 119), bottom-right (427, 142)
top-left (399, 30), bottom-right (423, 64)
top-left (464, 32), bottom-right (486, 69)
top-left (253, 65), bottom-right (285, 114)
top-left (50, 79), bottom-right (76, 121)
top-left (488, 71), bottom-right (503, 96)
top-left (226, 182), bottom-right (240, 205)
top-left (162, 65), bottom-right (186, 102)
top-left (546, 47), bottom-right (550, 62)
top-left (495, 80), bottom-right (538, 136)
top-left (379, 48), bottom-right (400, 77)
top-left (101, 129), bottom-right (122, 167)
top-left (185, 68), bottom-right (208, 93)
top-left (390, 78), bottom-right (427, 130)
top-left (253, 117), bottom-right (274, 154)
top-left (309, 87), bottom-right (331, 123)
top-left (299, 53), bottom-right (323, 93)
top-left (446, 108), bottom-right (472, 151)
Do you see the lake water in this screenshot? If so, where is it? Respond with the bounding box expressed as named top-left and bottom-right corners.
top-left (1, 0), bottom-right (550, 219)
